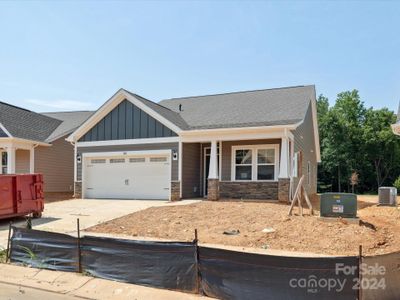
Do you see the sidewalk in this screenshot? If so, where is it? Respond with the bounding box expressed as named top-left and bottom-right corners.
top-left (0, 264), bottom-right (209, 300)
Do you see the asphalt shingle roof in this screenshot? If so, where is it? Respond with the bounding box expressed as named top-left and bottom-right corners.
top-left (0, 101), bottom-right (94, 143)
top-left (0, 102), bottom-right (62, 142)
top-left (124, 90), bottom-right (189, 130)
top-left (42, 111), bottom-right (94, 142)
top-left (158, 85), bottom-right (315, 130)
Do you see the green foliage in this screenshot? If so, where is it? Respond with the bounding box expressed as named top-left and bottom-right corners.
top-left (317, 91), bottom-right (400, 194)
top-left (393, 176), bottom-right (400, 192)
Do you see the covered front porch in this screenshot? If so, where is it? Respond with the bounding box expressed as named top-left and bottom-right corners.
top-left (179, 128), bottom-right (294, 202)
top-left (0, 138), bottom-right (39, 174)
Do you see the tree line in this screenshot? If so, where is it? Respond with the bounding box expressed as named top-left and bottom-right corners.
top-left (317, 90), bottom-right (400, 194)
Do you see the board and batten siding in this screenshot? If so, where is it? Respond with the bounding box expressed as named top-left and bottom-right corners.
top-left (79, 99), bottom-right (177, 142)
top-left (292, 103), bottom-right (318, 196)
top-left (35, 135), bottom-right (74, 192)
top-left (16, 149), bottom-right (30, 174)
top-left (182, 143), bottom-right (201, 198)
top-left (76, 143), bottom-right (179, 182)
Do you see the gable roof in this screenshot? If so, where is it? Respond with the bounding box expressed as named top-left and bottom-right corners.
top-left (123, 90), bottom-right (189, 130)
top-left (159, 85), bottom-right (315, 130)
top-left (42, 111), bottom-right (94, 142)
top-left (0, 101), bottom-right (94, 143)
top-left (0, 101), bottom-right (62, 142)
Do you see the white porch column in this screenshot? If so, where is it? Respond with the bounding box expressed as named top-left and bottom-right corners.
top-left (279, 137), bottom-right (289, 178)
top-left (7, 147), bottom-right (16, 174)
top-left (29, 147), bottom-right (35, 173)
top-left (208, 140), bottom-right (218, 179)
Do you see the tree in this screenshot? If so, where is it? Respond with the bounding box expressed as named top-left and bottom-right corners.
top-left (363, 108), bottom-right (400, 188)
top-left (316, 90), bottom-right (400, 194)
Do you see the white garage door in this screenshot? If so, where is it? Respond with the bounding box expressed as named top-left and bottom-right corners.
top-left (83, 152), bottom-right (171, 200)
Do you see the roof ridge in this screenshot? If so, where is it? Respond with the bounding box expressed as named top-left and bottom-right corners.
top-left (0, 101), bottom-right (62, 123)
top-left (0, 101), bottom-right (32, 112)
top-left (42, 110), bottom-right (94, 114)
top-left (122, 89), bottom-right (178, 114)
top-left (162, 85), bottom-right (314, 101)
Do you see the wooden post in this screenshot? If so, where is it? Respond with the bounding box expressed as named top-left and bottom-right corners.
top-left (6, 222), bottom-right (12, 263)
top-left (194, 229), bottom-right (201, 295)
top-left (358, 245), bottom-right (363, 300)
top-left (77, 218), bottom-right (82, 273)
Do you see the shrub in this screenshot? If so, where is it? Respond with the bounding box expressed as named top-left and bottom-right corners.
top-left (393, 176), bottom-right (400, 194)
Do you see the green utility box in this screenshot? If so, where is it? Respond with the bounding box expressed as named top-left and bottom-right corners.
top-left (320, 193), bottom-right (357, 218)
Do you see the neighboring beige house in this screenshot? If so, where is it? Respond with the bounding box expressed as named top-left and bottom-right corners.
top-left (67, 85), bottom-right (320, 202)
top-left (0, 102), bottom-right (92, 193)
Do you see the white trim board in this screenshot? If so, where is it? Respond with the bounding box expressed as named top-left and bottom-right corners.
top-left (76, 137), bottom-right (179, 148)
top-left (0, 122), bottom-right (12, 138)
top-left (82, 149), bottom-right (171, 158)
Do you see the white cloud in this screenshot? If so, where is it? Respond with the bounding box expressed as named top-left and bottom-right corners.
top-left (24, 99), bottom-right (95, 111)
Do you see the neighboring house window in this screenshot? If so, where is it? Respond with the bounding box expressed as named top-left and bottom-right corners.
top-left (232, 145), bottom-right (279, 181)
top-left (1, 152), bottom-right (7, 174)
top-left (307, 161), bottom-right (311, 185)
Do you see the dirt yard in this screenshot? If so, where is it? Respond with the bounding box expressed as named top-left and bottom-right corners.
top-left (87, 195), bottom-right (400, 256)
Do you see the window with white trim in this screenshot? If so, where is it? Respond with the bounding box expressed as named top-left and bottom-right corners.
top-left (1, 152), bottom-right (7, 174)
top-left (232, 145), bottom-right (279, 181)
top-left (234, 149), bottom-right (252, 180)
top-left (129, 157), bottom-right (145, 163)
top-left (257, 149), bottom-right (275, 180)
top-left (91, 159), bottom-right (106, 164)
top-left (110, 158), bottom-right (125, 163)
top-left (150, 157), bottom-right (168, 162)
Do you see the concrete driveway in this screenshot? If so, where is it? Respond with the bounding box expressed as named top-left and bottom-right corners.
top-left (0, 198), bottom-right (199, 248)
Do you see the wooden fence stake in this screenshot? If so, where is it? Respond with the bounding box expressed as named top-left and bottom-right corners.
top-left (194, 229), bottom-right (201, 295)
top-left (77, 218), bottom-right (82, 273)
top-left (358, 245), bottom-right (363, 300)
top-left (6, 221), bottom-right (12, 263)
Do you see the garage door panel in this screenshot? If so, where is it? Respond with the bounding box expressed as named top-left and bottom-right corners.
top-left (84, 154), bottom-right (171, 200)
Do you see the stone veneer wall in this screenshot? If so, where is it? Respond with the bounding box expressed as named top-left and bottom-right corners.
top-left (278, 178), bottom-right (290, 203)
top-left (74, 182), bottom-right (82, 198)
top-left (171, 181), bottom-right (181, 201)
top-left (219, 181), bottom-right (278, 200)
top-left (207, 179), bottom-right (220, 201)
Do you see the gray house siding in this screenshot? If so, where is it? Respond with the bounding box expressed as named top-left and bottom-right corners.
top-left (16, 150), bottom-right (30, 173)
top-left (35, 135), bottom-right (74, 192)
top-left (291, 103), bottom-right (318, 197)
top-left (76, 142), bottom-right (179, 181)
top-left (182, 143), bottom-right (201, 198)
top-left (79, 99), bottom-right (177, 142)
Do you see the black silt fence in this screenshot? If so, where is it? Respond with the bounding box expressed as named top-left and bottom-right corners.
top-left (8, 226), bottom-right (400, 299)
top-left (81, 235), bottom-right (197, 292)
top-left (198, 246), bottom-right (359, 300)
top-left (362, 251), bottom-right (400, 300)
top-left (10, 227), bottom-right (79, 272)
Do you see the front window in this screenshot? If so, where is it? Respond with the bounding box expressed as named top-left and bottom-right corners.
top-left (1, 152), bottom-right (7, 174)
top-left (235, 149), bottom-right (252, 180)
top-left (257, 149), bottom-right (275, 180)
top-left (233, 145), bottom-right (278, 181)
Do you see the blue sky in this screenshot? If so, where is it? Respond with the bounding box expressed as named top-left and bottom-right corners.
top-left (0, 1), bottom-right (399, 113)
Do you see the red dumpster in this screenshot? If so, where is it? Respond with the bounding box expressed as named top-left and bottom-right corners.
top-left (0, 173), bottom-right (44, 220)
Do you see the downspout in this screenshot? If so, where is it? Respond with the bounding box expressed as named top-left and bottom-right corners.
top-left (70, 141), bottom-right (77, 197)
